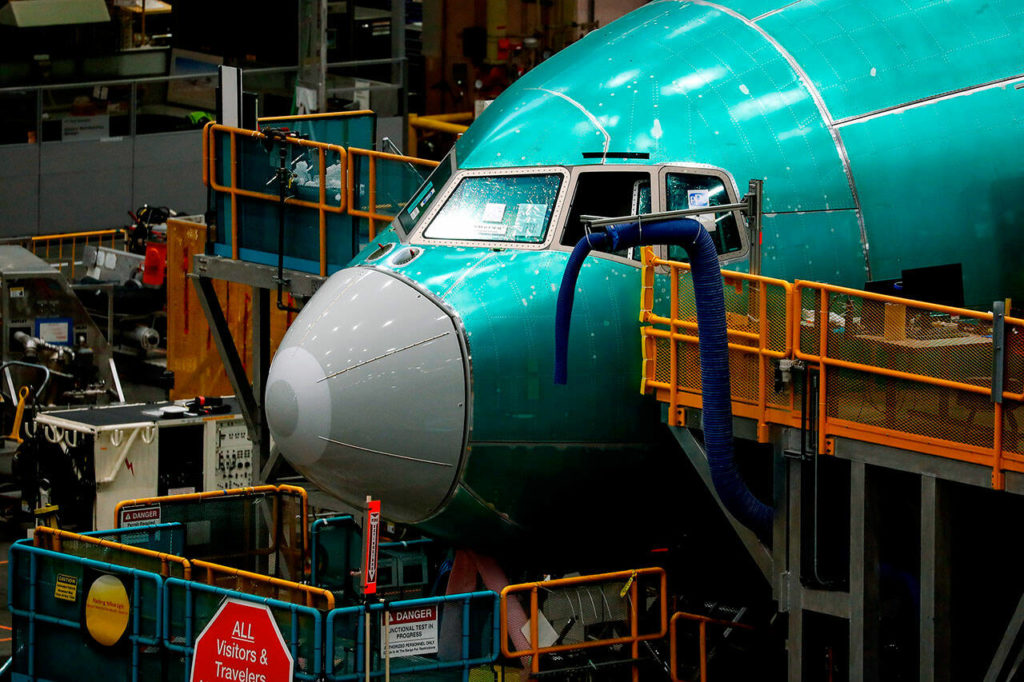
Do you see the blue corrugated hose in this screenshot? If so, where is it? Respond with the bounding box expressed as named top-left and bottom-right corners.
top-left (554, 218), bottom-right (774, 539)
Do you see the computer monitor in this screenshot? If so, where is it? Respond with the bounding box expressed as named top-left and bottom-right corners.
top-left (899, 263), bottom-right (964, 308)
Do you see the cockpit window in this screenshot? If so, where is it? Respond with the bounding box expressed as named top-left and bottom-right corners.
top-left (560, 170), bottom-right (651, 261)
top-left (665, 173), bottom-right (743, 257)
top-left (422, 174), bottom-right (562, 243)
top-left (397, 153), bottom-right (453, 234)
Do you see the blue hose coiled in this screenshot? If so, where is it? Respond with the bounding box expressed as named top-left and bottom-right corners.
top-left (554, 218), bottom-right (773, 539)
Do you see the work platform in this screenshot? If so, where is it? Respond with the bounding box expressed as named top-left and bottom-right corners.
top-left (640, 249), bottom-right (1024, 681)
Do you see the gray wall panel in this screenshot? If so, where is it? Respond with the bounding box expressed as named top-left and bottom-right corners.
top-left (39, 138), bottom-right (133, 233)
top-left (133, 131), bottom-right (206, 216)
top-left (0, 144), bottom-right (40, 237)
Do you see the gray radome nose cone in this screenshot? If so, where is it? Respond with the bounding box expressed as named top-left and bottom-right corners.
top-left (266, 267), bottom-right (468, 524)
top-left (265, 346), bottom-right (332, 466)
top-left (265, 380), bottom-right (297, 436)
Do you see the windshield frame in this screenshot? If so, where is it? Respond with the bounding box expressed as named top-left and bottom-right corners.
top-left (410, 165), bottom-right (571, 250)
top-left (657, 163), bottom-right (749, 264)
top-left (391, 151), bottom-right (456, 241)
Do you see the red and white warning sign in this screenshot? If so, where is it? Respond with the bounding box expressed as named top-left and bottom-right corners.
top-left (383, 605), bottom-right (439, 658)
top-left (119, 504), bottom-right (160, 528)
top-left (190, 599), bottom-right (293, 682)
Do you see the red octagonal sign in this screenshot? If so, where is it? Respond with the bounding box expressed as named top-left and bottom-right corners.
top-left (191, 599), bottom-right (294, 682)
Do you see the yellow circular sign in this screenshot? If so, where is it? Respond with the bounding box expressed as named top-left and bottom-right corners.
top-left (84, 575), bottom-right (131, 646)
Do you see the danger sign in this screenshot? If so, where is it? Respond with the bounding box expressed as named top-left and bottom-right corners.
top-left (190, 599), bottom-right (293, 682)
top-left (119, 505), bottom-right (160, 528)
top-left (382, 605), bottom-right (439, 658)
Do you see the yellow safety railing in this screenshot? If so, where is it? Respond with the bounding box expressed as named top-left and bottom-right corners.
top-left (669, 611), bottom-right (754, 682)
top-left (114, 484), bottom-right (309, 569)
top-left (641, 248), bottom-right (1024, 490)
top-left (203, 123), bottom-right (348, 275)
top-left (203, 125), bottom-right (440, 268)
top-left (257, 109), bottom-right (375, 124)
top-left (500, 567), bottom-right (667, 680)
top-left (407, 112), bottom-right (471, 156)
top-left (32, 526), bottom-right (333, 609)
top-left (346, 147), bottom-right (439, 239)
top-left (29, 229), bottom-right (125, 280)
top-left (34, 526), bottom-right (192, 579)
top-left (641, 248), bottom-right (797, 442)
top-left (190, 558), bottom-right (334, 610)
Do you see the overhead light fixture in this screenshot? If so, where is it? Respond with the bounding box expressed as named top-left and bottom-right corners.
top-left (0, 0), bottom-right (111, 28)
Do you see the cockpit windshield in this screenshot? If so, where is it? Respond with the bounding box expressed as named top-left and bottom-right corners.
top-left (422, 173), bottom-right (562, 243)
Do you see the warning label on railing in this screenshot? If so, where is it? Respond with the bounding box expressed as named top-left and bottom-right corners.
top-left (382, 605), bottom-right (438, 658)
top-left (119, 505), bottom-right (160, 527)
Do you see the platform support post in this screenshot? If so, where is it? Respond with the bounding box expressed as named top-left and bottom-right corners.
top-left (785, 456), bottom-right (804, 681)
top-left (191, 275), bottom-right (261, 452)
top-left (920, 475), bottom-right (951, 682)
top-left (251, 285), bottom-right (272, 481)
top-left (849, 460), bottom-right (880, 682)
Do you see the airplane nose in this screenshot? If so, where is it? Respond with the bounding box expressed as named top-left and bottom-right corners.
top-left (265, 267), bottom-right (469, 523)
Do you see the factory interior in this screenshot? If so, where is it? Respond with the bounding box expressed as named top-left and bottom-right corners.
top-left (0, 0), bottom-right (1023, 680)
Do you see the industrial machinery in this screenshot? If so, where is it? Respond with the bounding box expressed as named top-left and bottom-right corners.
top-left (75, 206), bottom-right (183, 364)
top-left (0, 245), bottom-right (122, 409)
top-left (23, 397), bottom-right (253, 531)
top-left (0, 245), bottom-right (128, 526)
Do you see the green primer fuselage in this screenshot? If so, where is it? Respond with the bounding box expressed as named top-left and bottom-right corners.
top-left (277, 0), bottom-right (1024, 551)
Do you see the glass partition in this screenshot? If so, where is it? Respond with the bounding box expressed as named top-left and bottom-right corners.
top-left (39, 84), bottom-right (133, 141)
top-left (0, 90), bottom-right (37, 144)
top-left (0, 57), bottom-right (405, 146)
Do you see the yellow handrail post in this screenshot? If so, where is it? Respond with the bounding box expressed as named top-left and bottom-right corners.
top-left (630, 573), bottom-right (640, 682)
top-left (817, 288), bottom-right (829, 456)
top-left (368, 154), bottom-right (378, 239)
top-left (669, 264), bottom-right (680, 426)
top-left (230, 130), bottom-right (239, 260)
top-left (530, 587), bottom-right (540, 676)
top-left (698, 620), bottom-right (708, 682)
top-left (318, 147), bottom-right (328, 276)
top-left (757, 282), bottom-right (770, 442)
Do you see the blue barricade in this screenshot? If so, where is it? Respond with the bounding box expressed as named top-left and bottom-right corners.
top-left (325, 591), bottom-right (499, 681)
top-left (162, 578), bottom-right (323, 682)
top-left (8, 541), bottom-right (163, 682)
top-left (6, 523), bottom-right (500, 682)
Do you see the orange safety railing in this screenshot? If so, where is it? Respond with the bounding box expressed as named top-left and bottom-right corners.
top-left (407, 112), bottom-right (471, 157)
top-left (641, 248), bottom-right (796, 442)
top-left (190, 558), bottom-right (334, 610)
top-left (669, 611), bottom-right (754, 682)
top-left (32, 526), bottom-right (332, 610)
top-left (257, 110), bottom-right (375, 124)
top-left (29, 229), bottom-right (125, 280)
top-left (203, 124), bottom-right (440, 268)
top-left (33, 526), bottom-right (192, 579)
top-left (346, 147), bottom-right (439, 239)
top-left (793, 280), bottom-right (1024, 489)
top-left (500, 567), bottom-right (667, 680)
top-left (641, 249), bottom-right (1024, 490)
top-left (114, 484), bottom-right (310, 566)
top-left (203, 123), bottom-right (348, 275)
